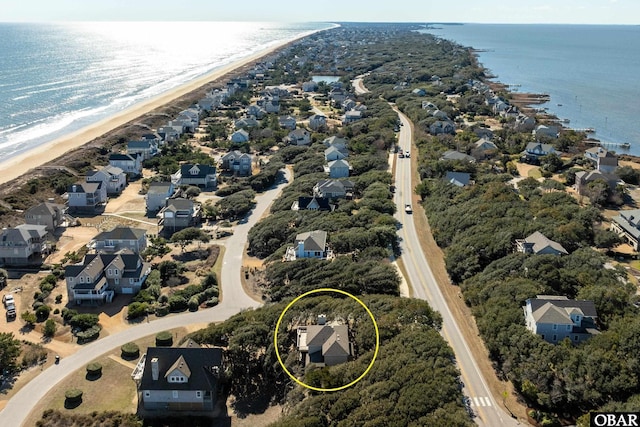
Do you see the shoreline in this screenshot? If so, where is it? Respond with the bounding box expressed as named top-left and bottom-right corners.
top-left (0, 29), bottom-right (322, 187)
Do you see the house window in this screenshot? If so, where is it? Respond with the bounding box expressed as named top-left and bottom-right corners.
top-left (172, 390), bottom-right (178, 399)
top-left (79, 276), bottom-right (84, 283)
top-left (114, 279), bottom-right (119, 284)
top-left (196, 391), bottom-right (202, 398)
top-left (114, 269), bottom-right (118, 275)
top-left (566, 325), bottom-right (571, 331)
top-left (574, 336), bottom-right (578, 341)
top-left (552, 335), bottom-right (557, 341)
top-left (108, 269), bottom-right (112, 275)
top-left (130, 278), bottom-right (134, 284)
top-left (552, 324), bottom-right (557, 330)
top-left (144, 391), bottom-right (150, 397)
top-left (541, 335), bottom-right (545, 340)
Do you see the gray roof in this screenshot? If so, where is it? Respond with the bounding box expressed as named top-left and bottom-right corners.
top-left (523, 231), bottom-right (568, 255)
top-left (328, 159), bottom-right (350, 169)
top-left (296, 230), bottom-right (327, 252)
top-left (222, 150), bottom-right (252, 161)
top-left (93, 226), bottom-right (146, 242)
top-left (127, 140), bottom-right (154, 149)
top-left (528, 295), bottom-right (598, 323)
top-left (68, 182), bottom-right (102, 193)
top-left (166, 198), bottom-right (194, 212)
top-left (0, 224), bottom-right (47, 245)
top-left (179, 164), bottom-right (216, 178)
top-left (612, 209), bottom-right (640, 239)
top-left (323, 136), bottom-right (348, 148)
top-left (25, 202), bottom-right (63, 217)
top-left (445, 171), bottom-right (471, 187)
top-left (147, 182), bottom-right (174, 195)
top-left (305, 325), bottom-right (350, 358)
top-left (65, 253), bottom-right (147, 280)
top-left (109, 153), bottom-right (139, 162)
top-left (440, 150), bottom-right (475, 163)
top-left (139, 347), bottom-right (222, 392)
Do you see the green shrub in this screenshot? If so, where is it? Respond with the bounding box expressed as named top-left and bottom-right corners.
top-left (188, 296), bottom-right (199, 311)
top-left (121, 342), bottom-right (140, 359)
top-left (53, 308), bottom-right (60, 315)
top-left (69, 313), bottom-right (99, 330)
top-left (127, 302), bottom-right (149, 320)
top-left (64, 388), bottom-right (83, 407)
top-left (168, 296), bottom-right (188, 312)
top-left (61, 308), bottom-right (78, 323)
top-left (54, 295), bottom-right (62, 304)
top-left (205, 297), bottom-right (219, 307)
top-left (155, 305), bottom-right (169, 317)
top-left (155, 331), bottom-right (173, 347)
top-left (86, 362), bottom-right (102, 377)
top-left (75, 325), bottom-right (101, 343)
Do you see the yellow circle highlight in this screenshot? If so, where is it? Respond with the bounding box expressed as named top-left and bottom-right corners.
top-left (274, 288), bottom-right (379, 392)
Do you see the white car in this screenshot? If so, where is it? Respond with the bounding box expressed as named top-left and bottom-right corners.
top-left (405, 151), bottom-right (410, 158)
top-left (405, 204), bottom-right (413, 214)
top-left (2, 294), bottom-right (14, 308)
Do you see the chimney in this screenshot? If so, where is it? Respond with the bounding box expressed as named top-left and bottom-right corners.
top-left (317, 314), bottom-right (326, 325)
top-left (151, 357), bottom-right (159, 381)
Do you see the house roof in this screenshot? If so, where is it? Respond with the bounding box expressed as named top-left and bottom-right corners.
top-left (325, 146), bottom-right (348, 158)
top-left (25, 202), bottom-right (63, 217)
top-left (65, 253), bottom-right (148, 281)
top-left (445, 171), bottom-right (471, 187)
top-left (612, 209), bottom-right (640, 239)
top-left (523, 231), bottom-right (568, 255)
top-left (289, 128), bottom-right (309, 138)
top-left (296, 230), bottom-right (327, 252)
top-left (93, 226), bottom-right (146, 242)
top-left (165, 355), bottom-right (191, 379)
top-left (440, 150), bottom-right (475, 163)
top-left (179, 164), bottom-right (216, 178)
top-left (166, 198), bottom-right (194, 212)
top-left (528, 296), bottom-right (598, 323)
top-left (109, 153), bottom-right (139, 162)
top-left (68, 182), bottom-right (102, 194)
top-left (296, 196), bottom-right (333, 211)
top-left (222, 150), bottom-right (251, 161)
top-left (0, 224), bottom-right (47, 245)
top-left (323, 136), bottom-right (348, 148)
top-left (474, 137), bottom-right (497, 150)
top-left (147, 182), bottom-right (173, 195)
top-left (524, 142), bottom-right (556, 154)
top-left (314, 179), bottom-right (354, 194)
top-left (304, 325), bottom-right (350, 358)
top-left (139, 347), bottom-right (223, 391)
top-left (128, 140), bottom-right (154, 149)
top-left (328, 159), bottom-right (350, 169)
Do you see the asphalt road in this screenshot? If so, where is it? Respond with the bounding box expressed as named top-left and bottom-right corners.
top-left (392, 108), bottom-right (521, 427)
top-left (0, 168), bottom-right (292, 427)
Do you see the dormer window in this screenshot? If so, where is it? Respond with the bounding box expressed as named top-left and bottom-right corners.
top-left (189, 166), bottom-right (200, 175)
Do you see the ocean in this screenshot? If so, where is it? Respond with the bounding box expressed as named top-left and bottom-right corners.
top-left (0, 21), bottom-right (333, 161)
top-left (424, 24), bottom-right (640, 156)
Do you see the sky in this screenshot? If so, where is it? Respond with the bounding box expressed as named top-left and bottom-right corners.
top-left (0, 0), bottom-right (638, 24)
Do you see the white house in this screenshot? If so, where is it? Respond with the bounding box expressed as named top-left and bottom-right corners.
top-left (86, 166), bottom-right (127, 195)
top-left (109, 153), bottom-right (143, 177)
top-left (67, 182), bottom-right (108, 213)
top-left (145, 182), bottom-right (175, 213)
top-left (171, 164), bottom-right (217, 189)
top-left (516, 231), bottom-right (568, 256)
top-left (278, 115), bottom-right (297, 130)
top-left (324, 146), bottom-right (347, 162)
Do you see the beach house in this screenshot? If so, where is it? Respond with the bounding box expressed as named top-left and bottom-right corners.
top-left (524, 296), bottom-right (598, 344)
top-left (145, 182), bottom-right (175, 213)
top-left (0, 224), bottom-right (50, 267)
top-left (220, 151), bottom-right (252, 177)
top-left (65, 253), bottom-right (151, 304)
top-left (133, 346), bottom-right (223, 413)
top-left (24, 202), bottom-right (65, 232)
top-left (516, 231), bottom-right (568, 256)
top-left (109, 153), bottom-right (143, 177)
top-left (297, 315), bottom-right (352, 366)
top-left (610, 209), bottom-right (640, 250)
top-left (171, 164), bottom-right (217, 189)
top-left (67, 182), bottom-right (108, 214)
top-left (158, 199), bottom-right (200, 234)
top-left (88, 226), bottom-right (148, 254)
top-left (325, 159), bottom-right (350, 178)
top-left (86, 165), bottom-right (127, 195)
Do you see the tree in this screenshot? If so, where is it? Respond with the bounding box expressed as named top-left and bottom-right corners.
top-left (43, 319), bottom-right (56, 337)
top-left (170, 227), bottom-right (211, 252)
top-left (21, 310), bottom-right (36, 327)
top-left (0, 332), bottom-right (21, 373)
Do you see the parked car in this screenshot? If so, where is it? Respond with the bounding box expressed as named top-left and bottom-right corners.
top-left (405, 204), bottom-right (412, 214)
top-left (2, 294), bottom-right (14, 308)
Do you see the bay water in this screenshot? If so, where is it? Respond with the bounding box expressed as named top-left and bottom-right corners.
top-left (425, 24), bottom-right (640, 156)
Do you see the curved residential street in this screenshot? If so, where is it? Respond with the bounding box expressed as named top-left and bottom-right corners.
top-left (0, 168), bottom-right (292, 427)
top-left (392, 107), bottom-right (521, 427)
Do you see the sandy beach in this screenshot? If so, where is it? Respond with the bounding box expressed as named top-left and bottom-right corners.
top-left (0, 34), bottom-right (307, 187)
